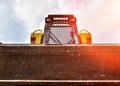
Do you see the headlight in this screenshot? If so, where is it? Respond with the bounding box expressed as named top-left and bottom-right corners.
top-left (46, 18), bottom-right (51, 22)
top-left (70, 18), bottom-right (76, 22)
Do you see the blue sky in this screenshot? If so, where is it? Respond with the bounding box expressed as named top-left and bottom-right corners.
top-left (1, 0), bottom-right (120, 43)
top-left (0, 0), bottom-right (27, 43)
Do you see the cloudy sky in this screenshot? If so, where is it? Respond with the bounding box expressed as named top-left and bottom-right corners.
top-left (0, 0), bottom-right (120, 43)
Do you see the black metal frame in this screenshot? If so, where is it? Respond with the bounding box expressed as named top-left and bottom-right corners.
top-left (42, 15), bottom-right (80, 44)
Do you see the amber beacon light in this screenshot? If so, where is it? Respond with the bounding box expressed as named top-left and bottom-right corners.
top-left (78, 29), bottom-right (92, 44)
top-left (30, 29), bottom-right (44, 44)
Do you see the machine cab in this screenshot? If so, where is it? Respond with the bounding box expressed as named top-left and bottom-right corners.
top-left (42, 15), bottom-right (80, 44)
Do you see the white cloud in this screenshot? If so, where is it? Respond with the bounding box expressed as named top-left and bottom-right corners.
top-left (0, 0), bottom-right (28, 43)
top-left (14, 0), bottom-right (59, 32)
top-left (0, 4), bottom-right (5, 11)
top-left (0, 34), bottom-right (5, 40)
top-left (1, 0), bottom-right (120, 43)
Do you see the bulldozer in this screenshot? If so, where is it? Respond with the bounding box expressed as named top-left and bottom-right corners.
top-left (0, 15), bottom-right (120, 86)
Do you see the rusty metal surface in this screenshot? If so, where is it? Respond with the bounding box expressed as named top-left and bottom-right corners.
top-left (0, 44), bottom-right (120, 85)
top-left (1, 80), bottom-right (120, 86)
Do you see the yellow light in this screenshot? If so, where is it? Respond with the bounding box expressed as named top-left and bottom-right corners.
top-left (78, 29), bottom-right (92, 44)
top-left (80, 30), bottom-right (89, 33)
top-left (30, 29), bottom-right (44, 44)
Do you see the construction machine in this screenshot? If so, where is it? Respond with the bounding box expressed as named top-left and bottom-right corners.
top-left (31, 15), bottom-right (92, 44)
top-left (1, 15), bottom-right (120, 86)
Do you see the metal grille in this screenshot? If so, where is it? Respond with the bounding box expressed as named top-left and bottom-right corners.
top-left (49, 27), bottom-right (72, 44)
top-left (51, 23), bottom-right (70, 27)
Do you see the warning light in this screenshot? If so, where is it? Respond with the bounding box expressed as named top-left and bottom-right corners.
top-left (78, 29), bottom-right (92, 44)
top-left (46, 18), bottom-right (51, 23)
top-left (70, 18), bottom-right (76, 22)
top-left (30, 29), bottom-right (44, 44)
